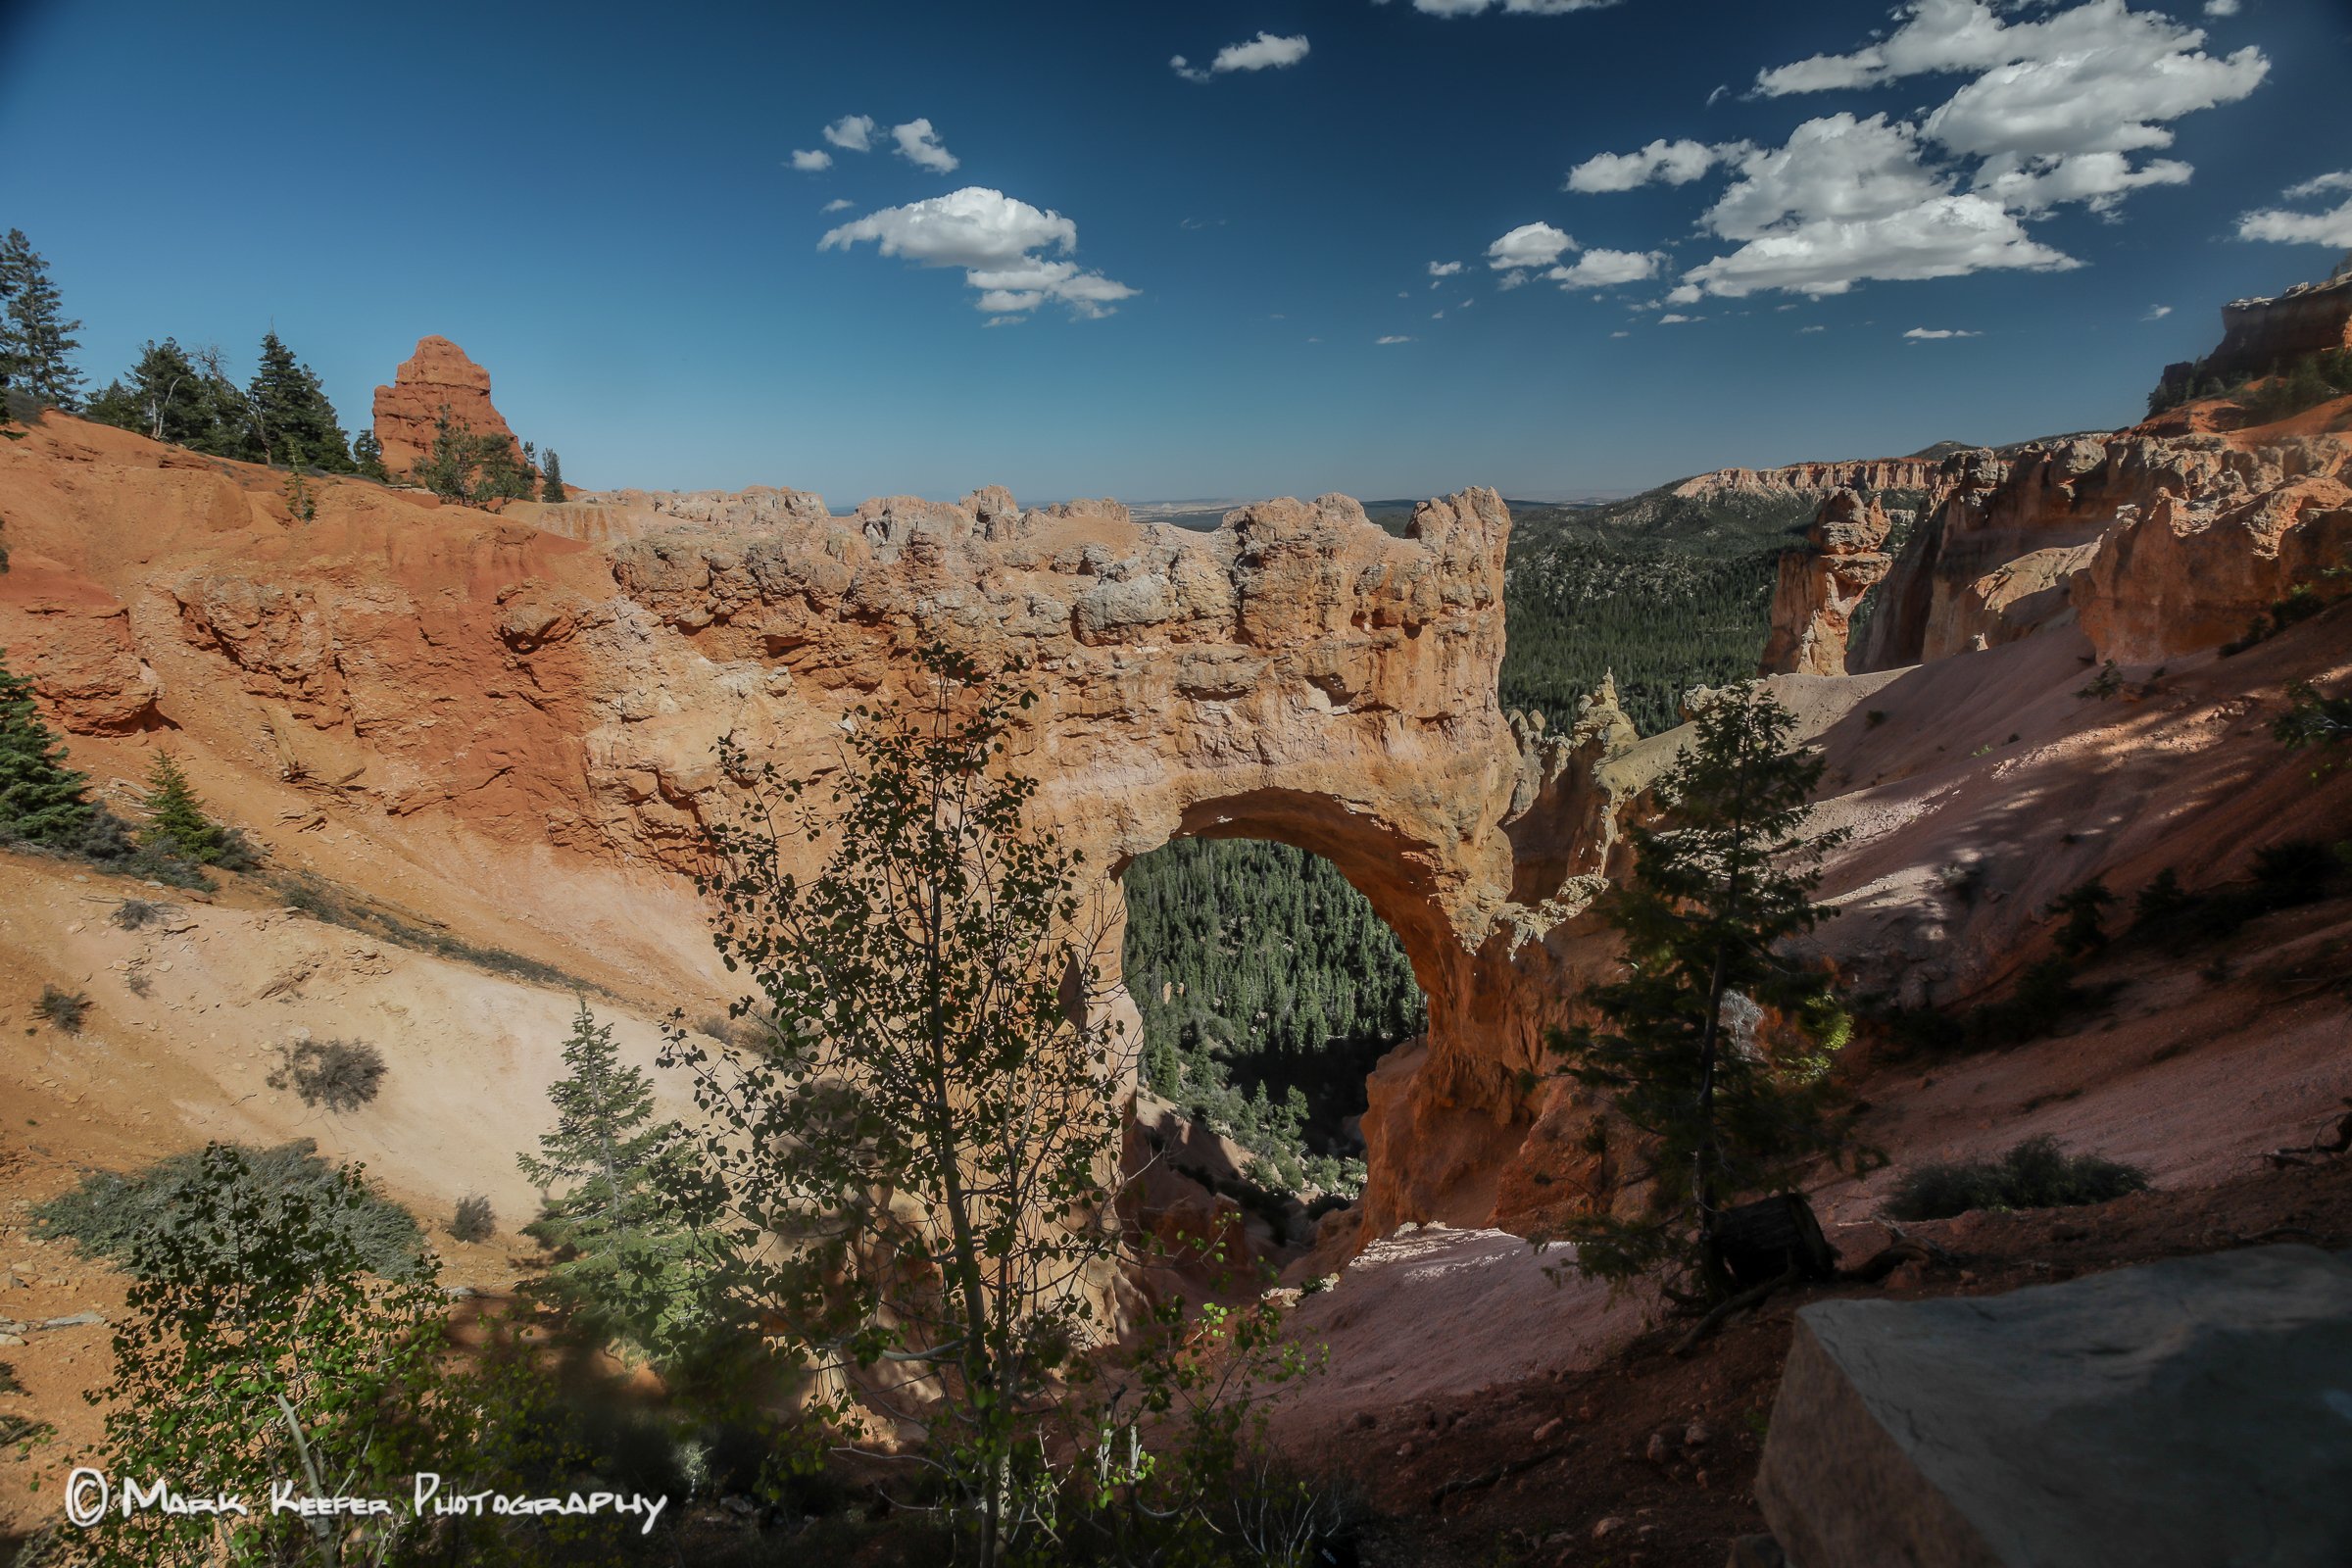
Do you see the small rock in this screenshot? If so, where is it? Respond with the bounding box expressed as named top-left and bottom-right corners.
top-left (1644, 1430), bottom-right (1671, 1464)
top-left (1684, 1419), bottom-right (1715, 1447)
top-left (1533, 1417), bottom-right (1563, 1443)
top-left (0, 1333), bottom-right (23, 1347)
top-left (39, 1310), bottom-right (105, 1330)
top-left (1396, 1442), bottom-right (1416, 1459)
top-left (1350, 1411), bottom-right (1376, 1430)
top-left (1592, 1515), bottom-right (1626, 1541)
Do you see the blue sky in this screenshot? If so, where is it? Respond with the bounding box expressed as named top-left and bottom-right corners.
top-left (3, 0), bottom-right (2347, 501)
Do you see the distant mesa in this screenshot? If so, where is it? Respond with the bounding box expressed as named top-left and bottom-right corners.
top-left (371, 335), bottom-right (522, 476)
top-left (2157, 250), bottom-right (2352, 400)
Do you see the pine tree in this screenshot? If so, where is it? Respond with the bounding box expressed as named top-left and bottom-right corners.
top-left (413, 405), bottom-right (478, 502)
top-left (138, 751), bottom-right (228, 863)
top-left (0, 230), bottom-right (84, 410)
top-left (244, 330), bottom-right (352, 470)
top-left (0, 650), bottom-right (96, 847)
top-left (539, 449), bottom-right (565, 503)
top-left (81, 339), bottom-right (235, 449)
top-left (1546, 682), bottom-right (1862, 1304)
top-left (518, 1000), bottom-right (718, 1363)
top-left (352, 428), bottom-right (389, 482)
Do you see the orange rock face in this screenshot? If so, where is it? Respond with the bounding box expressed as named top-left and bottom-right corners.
top-left (370, 335), bottom-right (522, 475)
top-left (1761, 489), bottom-right (1894, 676)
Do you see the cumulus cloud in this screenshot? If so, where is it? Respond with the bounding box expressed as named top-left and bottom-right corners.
top-left (1903, 326), bottom-right (1983, 339)
top-left (1554, 0), bottom-right (2272, 305)
top-left (821, 198), bottom-right (853, 214)
top-left (1402, 0), bottom-right (1624, 14)
top-left (1545, 248), bottom-right (1662, 288)
top-left (2237, 171), bottom-right (2352, 247)
top-left (823, 115), bottom-right (876, 152)
top-left (1428, 260), bottom-right (1464, 276)
top-left (1688, 194), bottom-right (2076, 297)
top-left (1376, 334), bottom-right (1416, 344)
top-left (2285, 172), bottom-right (2352, 200)
top-left (1566, 138), bottom-right (1727, 193)
top-left (1633, 0), bottom-right (2272, 273)
top-left (1174, 31), bottom-right (1309, 80)
top-left (2142, 304), bottom-right (2172, 319)
top-left (1798, 323), bottom-right (1827, 332)
top-left (1658, 313), bottom-right (1698, 323)
top-left (2204, 0), bottom-right (2239, 15)
top-left (820, 187), bottom-right (1135, 318)
top-left (892, 119), bottom-right (958, 173)
top-left (790, 149), bottom-right (833, 172)
top-left (1486, 220), bottom-right (1577, 273)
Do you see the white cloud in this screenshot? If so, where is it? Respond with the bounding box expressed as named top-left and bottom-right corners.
top-left (1566, 138), bottom-right (1728, 193)
top-left (821, 198), bottom-right (853, 214)
top-left (2143, 304), bottom-right (2172, 319)
top-left (1175, 31), bottom-right (1309, 80)
top-left (820, 187), bottom-right (1135, 318)
top-left (1610, 328), bottom-right (1631, 337)
top-left (1798, 323), bottom-right (1827, 332)
top-left (1376, 334), bottom-right (1416, 344)
top-left (1428, 260), bottom-right (1464, 276)
top-left (892, 119), bottom-right (958, 173)
top-left (1486, 220), bottom-right (1576, 272)
top-left (1974, 153), bottom-right (2189, 217)
top-left (1432, 309), bottom-right (1446, 318)
top-left (823, 115), bottom-right (876, 153)
top-left (1686, 193), bottom-right (2076, 297)
top-left (2286, 172), bottom-right (2352, 200)
top-left (1703, 115), bottom-right (1945, 242)
top-left (1545, 248), bottom-right (1662, 287)
top-left (1665, 283), bottom-right (1703, 305)
top-left (2238, 195), bottom-right (2352, 248)
top-left (1658, 313), bottom-right (1697, 323)
top-left (1903, 326), bottom-right (1983, 339)
top-left (2204, 0), bottom-right (2239, 15)
top-left (1405, 0), bottom-right (1624, 14)
top-left (790, 149), bottom-right (833, 172)
top-left (1735, 2), bottom-right (2266, 232)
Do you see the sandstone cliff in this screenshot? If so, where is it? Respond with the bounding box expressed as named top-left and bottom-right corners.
top-left (2158, 253), bottom-right (2352, 397)
top-left (370, 335), bottom-right (523, 474)
top-left (1760, 489), bottom-right (1894, 676)
top-left (5, 398), bottom-right (2349, 1266)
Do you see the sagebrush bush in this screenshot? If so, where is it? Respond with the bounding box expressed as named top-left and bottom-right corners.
top-left (32, 984), bottom-right (89, 1034)
top-left (1888, 1135), bottom-right (2149, 1221)
top-left (450, 1194), bottom-right (495, 1243)
top-left (112, 897), bottom-right (168, 930)
top-left (268, 1036), bottom-right (387, 1111)
top-left (33, 1139), bottom-right (424, 1278)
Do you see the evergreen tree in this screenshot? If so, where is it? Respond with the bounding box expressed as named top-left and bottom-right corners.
top-left (138, 751), bottom-right (229, 863)
top-left (0, 229), bottom-right (84, 410)
top-left (80, 338), bottom-right (235, 448)
top-left (0, 649), bottom-right (96, 847)
top-left (244, 329), bottom-right (353, 470)
top-left (540, 448), bottom-right (566, 503)
top-left (352, 427), bottom-right (389, 482)
top-left (414, 404), bottom-right (479, 501)
top-left (1547, 683), bottom-right (1862, 1304)
top-left (518, 1000), bottom-right (718, 1364)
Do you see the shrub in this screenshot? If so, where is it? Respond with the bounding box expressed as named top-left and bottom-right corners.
top-left (32, 984), bottom-right (89, 1034)
top-left (268, 1036), bottom-right (386, 1111)
top-left (111, 897), bottom-right (168, 930)
top-left (1888, 1135), bottom-right (2149, 1221)
top-left (2048, 878), bottom-right (2115, 958)
top-left (450, 1194), bottom-right (495, 1243)
top-left (34, 1139), bottom-right (424, 1279)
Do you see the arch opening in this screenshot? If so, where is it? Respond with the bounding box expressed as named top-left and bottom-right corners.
top-left (1118, 832), bottom-right (1429, 1202)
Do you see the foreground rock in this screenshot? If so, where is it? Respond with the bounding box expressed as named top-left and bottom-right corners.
top-left (1754, 1246), bottom-right (2352, 1567)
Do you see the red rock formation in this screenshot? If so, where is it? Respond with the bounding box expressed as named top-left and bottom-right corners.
top-left (2160, 254), bottom-right (2352, 395)
top-left (370, 335), bottom-right (522, 476)
top-left (1761, 489), bottom-right (1894, 676)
